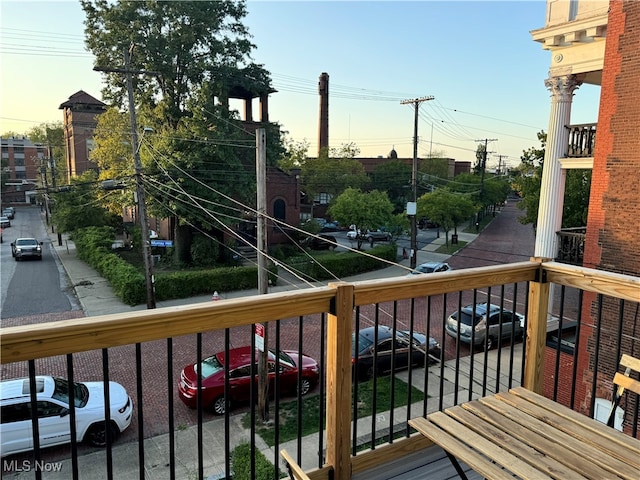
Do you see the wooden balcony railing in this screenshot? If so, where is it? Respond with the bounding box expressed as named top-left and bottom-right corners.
top-left (1, 259), bottom-right (639, 480)
top-left (566, 123), bottom-right (596, 158)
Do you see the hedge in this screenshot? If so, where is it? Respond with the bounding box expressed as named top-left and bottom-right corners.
top-left (71, 227), bottom-right (278, 306)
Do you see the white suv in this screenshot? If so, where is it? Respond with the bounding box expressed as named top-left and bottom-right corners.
top-left (1, 376), bottom-right (133, 457)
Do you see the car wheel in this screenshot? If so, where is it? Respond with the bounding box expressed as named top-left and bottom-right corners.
top-left (298, 378), bottom-right (312, 396)
top-left (210, 396), bottom-right (226, 415)
top-left (85, 422), bottom-right (117, 447)
top-left (14, 256), bottom-right (19, 262)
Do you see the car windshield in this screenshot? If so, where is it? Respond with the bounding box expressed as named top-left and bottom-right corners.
top-left (198, 355), bottom-right (224, 379)
top-left (16, 239), bottom-right (38, 247)
top-left (52, 377), bottom-right (89, 408)
top-left (417, 265), bottom-right (435, 273)
top-left (352, 332), bottom-right (374, 355)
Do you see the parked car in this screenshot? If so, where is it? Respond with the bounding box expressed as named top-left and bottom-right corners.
top-left (352, 326), bottom-right (441, 381)
top-left (307, 234), bottom-right (337, 250)
top-left (0, 216), bottom-right (10, 228)
top-left (407, 262), bottom-right (452, 276)
top-left (3, 207), bottom-right (15, 219)
top-left (445, 302), bottom-right (525, 350)
top-left (365, 229), bottom-right (392, 242)
top-left (347, 229), bottom-right (391, 242)
top-left (418, 218), bottom-right (438, 229)
top-left (11, 238), bottom-right (43, 261)
top-left (0, 376), bottom-right (133, 457)
top-left (320, 221), bottom-right (340, 232)
top-left (178, 346), bottom-right (320, 415)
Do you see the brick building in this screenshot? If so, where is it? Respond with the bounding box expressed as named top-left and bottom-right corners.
top-left (0, 136), bottom-right (48, 204)
top-left (59, 90), bottom-right (106, 181)
top-left (533, 0), bottom-right (640, 432)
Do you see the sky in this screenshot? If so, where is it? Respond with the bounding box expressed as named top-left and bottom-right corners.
top-left (0, 0), bottom-right (601, 170)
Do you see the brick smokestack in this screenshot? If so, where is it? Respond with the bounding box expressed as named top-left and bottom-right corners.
top-left (318, 72), bottom-right (329, 156)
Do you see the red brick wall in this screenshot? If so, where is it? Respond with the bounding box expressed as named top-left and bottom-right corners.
top-left (573, 0), bottom-right (640, 435)
top-left (584, 0), bottom-right (640, 276)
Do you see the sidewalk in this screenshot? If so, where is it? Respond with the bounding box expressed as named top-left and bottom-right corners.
top-left (46, 225), bottom-right (476, 317)
top-left (34, 222), bottom-right (480, 479)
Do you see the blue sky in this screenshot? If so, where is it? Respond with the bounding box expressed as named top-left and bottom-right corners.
top-left (0, 0), bottom-right (601, 169)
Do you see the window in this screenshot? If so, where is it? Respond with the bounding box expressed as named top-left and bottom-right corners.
top-left (1, 403), bottom-right (31, 423)
top-left (229, 366), bottom-right (251, 379)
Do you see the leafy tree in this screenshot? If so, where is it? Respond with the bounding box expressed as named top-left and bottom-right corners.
top-left (512, 132), bottom-right (545, 229)
top-left (512, 131), bottom-right (590, 230)
top-left (328, 188), bottom-right (394, 249)
top-left (25, 123), bottom-right (66, 187)
top-left (370, 160), bottom-right (411, 213)
top-left (302, 143), bottom-right (369, 201)
top-left (50, 171), bottom-right (121, 233)
top-left (417, 189), bottom-right (477, 248)
top-left (278, 137), bottom-right (309, 172)
top-left (474, 143), bottom-right (487, 174)
top-left (81, 0), bottom-right (284, 266)
top-left (563, 169), bottom-right (591, 228)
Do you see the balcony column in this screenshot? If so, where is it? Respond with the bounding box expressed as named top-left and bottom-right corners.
top-left (534, 73), bottom-right (583, 258)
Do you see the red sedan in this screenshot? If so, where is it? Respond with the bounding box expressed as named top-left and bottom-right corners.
top-left (178, 346), bottom-right (319, 415)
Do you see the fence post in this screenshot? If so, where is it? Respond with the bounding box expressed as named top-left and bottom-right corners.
top-left (325, 281), bottom-right (354, 480)
top-left (523, 257), bottom-right (551, 393)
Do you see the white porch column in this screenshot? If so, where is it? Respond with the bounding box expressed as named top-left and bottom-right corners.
top-left (534, 74), bottom-right (583, 258)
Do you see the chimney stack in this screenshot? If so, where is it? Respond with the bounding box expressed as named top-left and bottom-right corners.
top-left (318, 72), bottom-right (329, 156)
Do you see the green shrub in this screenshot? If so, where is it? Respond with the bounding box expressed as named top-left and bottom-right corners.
top-left (283, 243), bottom-right (397, 281)
top-left (230, 443), bottom-right (276, 480)
top-left (190, 235), bottom-right (219, 267)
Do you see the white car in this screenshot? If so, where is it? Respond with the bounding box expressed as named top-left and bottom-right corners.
top-left (346, 229), bottom-right (359, 240)
top-left (0, 376), bottom-right (133, 457)
top-left (407, 262), bottom-right (452, 276)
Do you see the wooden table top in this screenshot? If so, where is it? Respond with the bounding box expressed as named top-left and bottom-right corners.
top-left (409, 387), bottom-right (640, 480)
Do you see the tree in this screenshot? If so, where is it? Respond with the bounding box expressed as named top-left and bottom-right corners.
top-left (278, 137), bottom-right (309, 172)
top-left (81, 0), bottom-right (282, 265)
top-left (417, 189), bottom-right (477, 248)
top-left (328, 188), bottom-right (394, 249)
top-left (371, 160), bottom-right (411, 213)
top-left (25, 123), bottom-right (66, 187)
top-left (563, 169), bottom-right (591, 228)
top-left (50, 171), bottom-right (121, 233)
top-left (302, 143), bottom-right (370, 202)
top-left (512, 131), bottom-right (545, 229)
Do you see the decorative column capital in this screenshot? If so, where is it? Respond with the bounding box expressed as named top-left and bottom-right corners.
top-left (544, 74), bottom-right (584, 101)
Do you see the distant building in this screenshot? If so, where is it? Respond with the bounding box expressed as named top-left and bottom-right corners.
top-left (59, 90), bottom-right (107, 182)
top-left (0, 136), bottom-right (47, 204)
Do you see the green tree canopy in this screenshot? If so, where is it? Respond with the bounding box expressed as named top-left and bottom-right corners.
top-left (302, 143), bottom-right (370, 201)
top-left (370, 160), bottom-right (411, 213)
top-left (328, 188), bottom-right (394, 249)
top-left (50, 171), bottom-right (121, 233)
top-left (417, 188), bottom-right (477, 247)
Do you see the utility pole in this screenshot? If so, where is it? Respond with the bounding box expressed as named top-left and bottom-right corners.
top-left (401, 96), bottom-right (434, 269)
top-left (95, 46), bottom-right (159, 309)
top-left (255, 128), bottom-right (269, 422)
top-left (475, 138), bottom-right (497, 202)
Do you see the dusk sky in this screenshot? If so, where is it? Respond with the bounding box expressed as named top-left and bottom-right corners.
top-left (1, 0), bottom-right (601, 169)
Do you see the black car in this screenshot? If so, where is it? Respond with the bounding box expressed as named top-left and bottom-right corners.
top-left (305, 234), bottom-right (337, 250)
top-left (352, 326), bottom-right (440, 381)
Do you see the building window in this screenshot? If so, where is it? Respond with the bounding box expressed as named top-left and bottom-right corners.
top-left (14, 157), bottom-right (25, 167)
top-left (15, 171), bottom-right (26, 180)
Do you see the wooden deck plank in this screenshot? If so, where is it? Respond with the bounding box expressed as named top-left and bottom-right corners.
top-left (496, 389), bottom-right (640, 473)
top-left (479, 395), bottom-right (636, 480)
top-left (409, 416), bottom-right (517, 480)
top-left (449, 404), bottom-right (592, 480)
top-left (458, 400), bottom-right (615, 480)
top-left (508, 387), bottom-right (640, 456)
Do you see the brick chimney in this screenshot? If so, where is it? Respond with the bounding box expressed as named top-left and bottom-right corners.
top-left (318, 72), bottom-right (329, 156)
